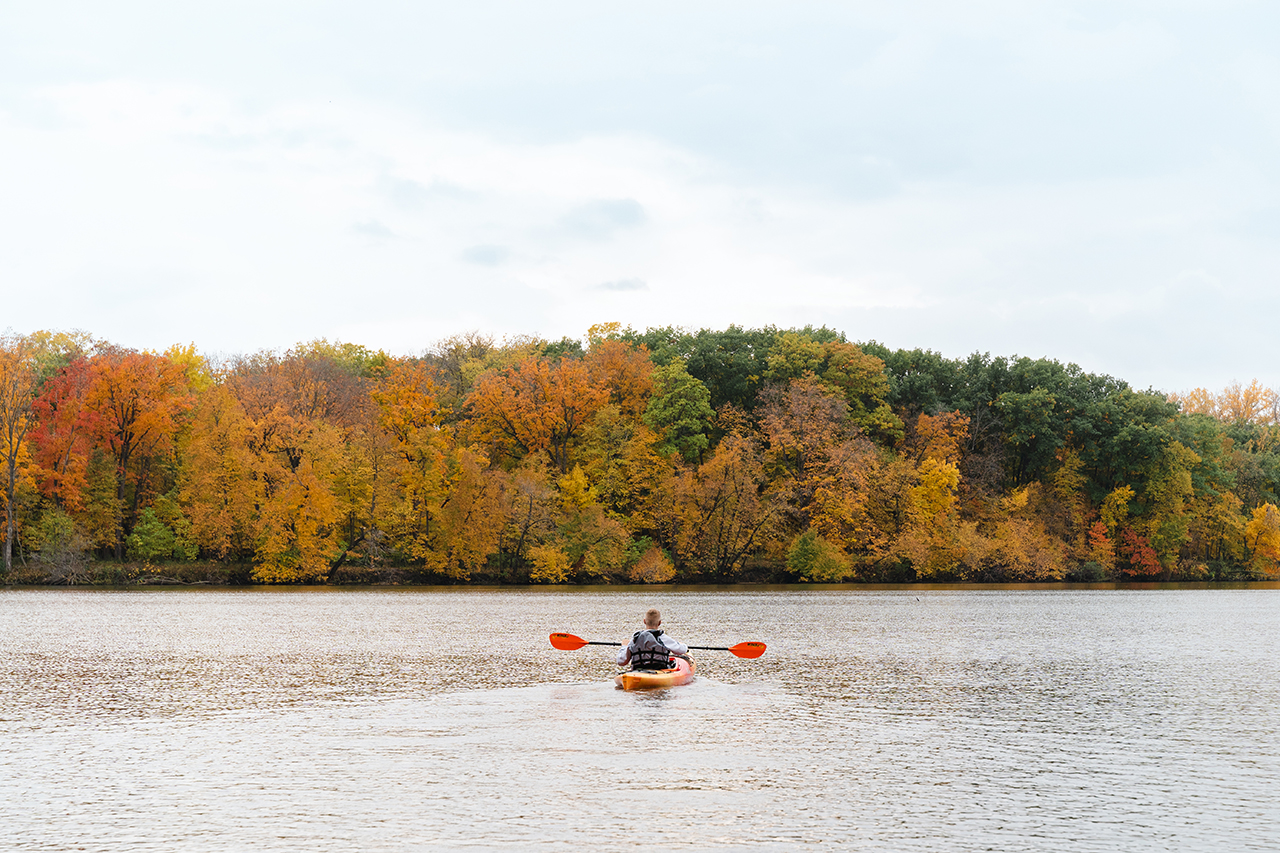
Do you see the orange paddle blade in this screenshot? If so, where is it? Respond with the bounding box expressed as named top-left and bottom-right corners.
top-left (730, 641), bottom-right (767, 659)
top-left (549, 632), bottom-right (588, 650)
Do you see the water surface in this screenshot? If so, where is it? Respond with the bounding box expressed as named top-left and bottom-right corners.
top-left (2, 587), bottom-right (1278, 851)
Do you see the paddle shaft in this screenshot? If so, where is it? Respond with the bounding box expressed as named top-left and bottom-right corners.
top-left (549, 632), bottom-right (765, 658)
top-left (580, 640), bottom-right (733, 651)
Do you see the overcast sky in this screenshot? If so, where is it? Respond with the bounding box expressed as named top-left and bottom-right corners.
top-left (2, 1), bottom-right (1278, 392)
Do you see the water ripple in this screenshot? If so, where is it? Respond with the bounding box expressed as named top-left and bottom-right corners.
top-left (2, 587), bottom-right (1278, 851)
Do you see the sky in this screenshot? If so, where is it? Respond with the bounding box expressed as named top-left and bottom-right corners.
top-left (2, 1), bottom-right (1278, 393)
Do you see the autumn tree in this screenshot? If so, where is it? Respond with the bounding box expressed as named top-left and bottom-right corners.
top-left (656, 435), bottom-right (776, 579)
top-left (428, 447), bottom-right (506, 579)
top-left (1136, 441), bottom-right (1198, 571)
top-left (578, 405), bottom-right (669, 522)
top-left (0, 335), bottom-right (41, 573)
top-left (1085, 520), bottom-right (1116, 577)
top-left (1173, 380), bottom-right (1279, 426)
top-left (371, 360), bottom-right (450, 566)
top-left (763, 332), bottom-right (903, 444)
top-left (585, 338), bottom-right (654, 419)
top-left (757, 375), bottom-right (850, 532)
top-left (84, 347), bottom-right (195, 558)
top-left (1244, 503), bottom-right (1280, 576)
top-left (467, 355), bottom-right (609, 472)
top-left (220, 352), bottom-right (363, 581)
top-left (1118, 527), bottom-right (1162, 577)
top-left (807, 433), bottom-right (883, 564)
top-left (884, 454), bottom-right (965, 579)
top-left (179, 383), bottom-right (258, 560)
top-left (29, 357), bottom-right (97, 513)
top-left (547, 465), bottom-right (629, 580)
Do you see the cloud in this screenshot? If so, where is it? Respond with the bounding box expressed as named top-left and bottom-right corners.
top-left (377, 176), bottom-right (432, 210)
top-left (560, 198), bottom-right (646, 241)
top-left (462, 244), bottom-right (511, 266)
top-left (845, 33), bottom-right (935, 89)
top-left (596, 277), bottom-right (647, 292)
top-left (3, 0), bottom-right (1279, 394)
top-left (1012, 20), bottom-right (1180, 84)
top-left (5, 80), bottom-right (1274, 393)
top-left (352, 219), bottom-right (395, 239)
top-left (378, 175), bottom-right (477, 210)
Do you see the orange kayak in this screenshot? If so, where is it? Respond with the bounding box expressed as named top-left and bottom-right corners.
top-left (614, 656), bottom-right (695, 690)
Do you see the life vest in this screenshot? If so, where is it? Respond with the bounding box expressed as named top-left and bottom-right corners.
top-left (628, 629), bottom-right (674, 671)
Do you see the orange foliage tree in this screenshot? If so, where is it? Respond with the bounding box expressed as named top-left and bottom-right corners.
top-left (30, 358), bottom-right (97, 513)
top-left (85, 347), bottom-right (195, 557)
top-left (467, 355), bottom-right (609, 473)
top-left (585, 339), bottom-right (655, 419)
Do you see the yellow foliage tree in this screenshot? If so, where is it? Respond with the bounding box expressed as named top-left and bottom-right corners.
top-left (1171, 380), bottom-right (1280, 426)
top-left (0, 335), bottom-right (41, 574)
top-left (984, 513), bottom-right (1068, 581)
top-left (1100, 485), bottom-right (1134, 535)
top-left (909, 457), bottom-right (960, 524)
top-left (427, 447), bottom-right (507, 580)
top-left (808, 435), bottom-right (882, 558)
top-left (1051, 450), bottom-right (1088, 546)
top-left (905, 411), bottom-right (969, 465)
top-left (578, 405), bottom-right (669, 524)
top-left (179, 384), bottom-right (258, 560)
top-left (528, 542), bottom-right (571, 583)
top-left (553, 465), bottom-right (629, 579)
top-left (372, 360), bottom-right (452, 564)
top-left (1192, 490), bottom-right (1246, 563)
top-left (1245, 503), bottom-right (1280, 576)
top-left (163, 343), bottom-right (215, 394)
top-left (629, 545), bottom-right (676, 583)
top-left (250, 420), bottom-right (344, 583)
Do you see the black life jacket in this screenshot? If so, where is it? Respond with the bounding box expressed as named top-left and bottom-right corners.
top-left (628, 629), bottom-right (674, 671)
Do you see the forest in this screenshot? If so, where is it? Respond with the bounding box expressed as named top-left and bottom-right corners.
top-left (2, 324), bottom-right (1279, 585)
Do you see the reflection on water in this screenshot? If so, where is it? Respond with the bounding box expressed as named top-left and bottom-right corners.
top-left (2, 587), bottom-right (1278, 851)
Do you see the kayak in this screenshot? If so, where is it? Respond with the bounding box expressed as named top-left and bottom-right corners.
top-left (614, 655), bottom-right (695, 691)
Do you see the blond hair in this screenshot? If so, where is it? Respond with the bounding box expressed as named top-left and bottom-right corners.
top-left (643, 608), bottom-right (662, 627)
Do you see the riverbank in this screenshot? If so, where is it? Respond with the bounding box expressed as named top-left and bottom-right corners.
top-left (3, 559), bottom-right (1277, 590)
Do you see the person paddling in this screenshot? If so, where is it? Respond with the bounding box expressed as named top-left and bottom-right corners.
top-left (617, 608), bottom-right (689, 671)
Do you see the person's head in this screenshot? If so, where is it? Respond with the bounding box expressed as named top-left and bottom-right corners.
top-left (643, 608), bottom-right (662, 628)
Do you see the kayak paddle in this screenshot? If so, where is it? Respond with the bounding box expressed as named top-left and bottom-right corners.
top-left (549, 632), bottom-right (767, 659)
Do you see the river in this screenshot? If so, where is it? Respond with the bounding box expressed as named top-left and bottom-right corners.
top-left (2, 586), bottom-right (1278, 851)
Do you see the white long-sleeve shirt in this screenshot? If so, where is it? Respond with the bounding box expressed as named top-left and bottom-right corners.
top-left (617, 630), bottom-right (689, 666)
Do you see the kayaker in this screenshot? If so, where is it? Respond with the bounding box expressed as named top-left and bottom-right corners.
top-left (617, 608), bottom-right (689, 670)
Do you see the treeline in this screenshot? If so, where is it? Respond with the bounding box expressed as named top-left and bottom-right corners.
top-left (2, 324), bottom-right (1279, 585)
